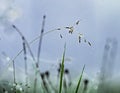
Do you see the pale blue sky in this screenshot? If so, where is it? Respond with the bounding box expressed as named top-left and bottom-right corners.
top-left (0, 0), bottom-right (120, 79)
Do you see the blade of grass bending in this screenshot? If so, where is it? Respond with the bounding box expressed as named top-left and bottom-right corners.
top-left (13, 60), bottom-right (16, 84)
top-left (75, 65), bottom-right (85, 93)
top-left (12, 24), bottom-right (36, 62)
top-left (59, 44), bottom-right (66, 93)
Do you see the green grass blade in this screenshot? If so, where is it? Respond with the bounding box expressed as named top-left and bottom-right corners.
top-left (59, 44), bottom-right (66, 93)
top-left (75, 65), bottom-right (85, 93)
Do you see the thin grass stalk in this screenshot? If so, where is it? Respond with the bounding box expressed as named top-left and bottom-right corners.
top-left (41, 73), bottom-right (49, 93)
top-left (12, 60), bottom-right (16, 93)
top-left (13, 60), bottom-right (16, 84)
top-left (0, 53), bottom-right (17, 92)
top-left (59, 44), bottom-right (66, 93)
top-left (33, 15), bottom-right (46, 93)
top-left (22, 37), bottom-right (28, 93)
top-left (63, 77), bottom-right (67, 93)
top-left (45, 71), bottom-right (58, 93)
top-left (37, 15), bottom-right (46, 69)
top-left (47, 76), bottom-right (57, 93)
top-left (75, 65), bottom-right (85, 93)
top-left (12, 24), bottom-right (36, 62)
top-left (12, 24), bottom-right (36, 93)
top-left (12, 28), bottom-right (60, 61)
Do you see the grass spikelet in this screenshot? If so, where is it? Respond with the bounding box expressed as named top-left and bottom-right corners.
top-left (88, 41), bottom-right (91, 46)
top-left (76, 20), bottom-right (80, 25)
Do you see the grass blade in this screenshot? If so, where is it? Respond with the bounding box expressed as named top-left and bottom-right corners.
top-left (59, 44), bottom-right (66, 93)
top-left (75, 65), bottom-right (85, 93)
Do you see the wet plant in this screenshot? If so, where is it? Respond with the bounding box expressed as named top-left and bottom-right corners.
top-left (0, 14), bottom-right (94, 93)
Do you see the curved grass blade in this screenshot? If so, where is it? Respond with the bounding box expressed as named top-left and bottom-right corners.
top-left (59, 44), bottom-right (66, 93)
top-left (75, 65), bottom-right (85, 93)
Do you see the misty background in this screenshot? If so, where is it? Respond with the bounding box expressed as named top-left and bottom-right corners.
top-left (0, 0), bottom-right (120, 81)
